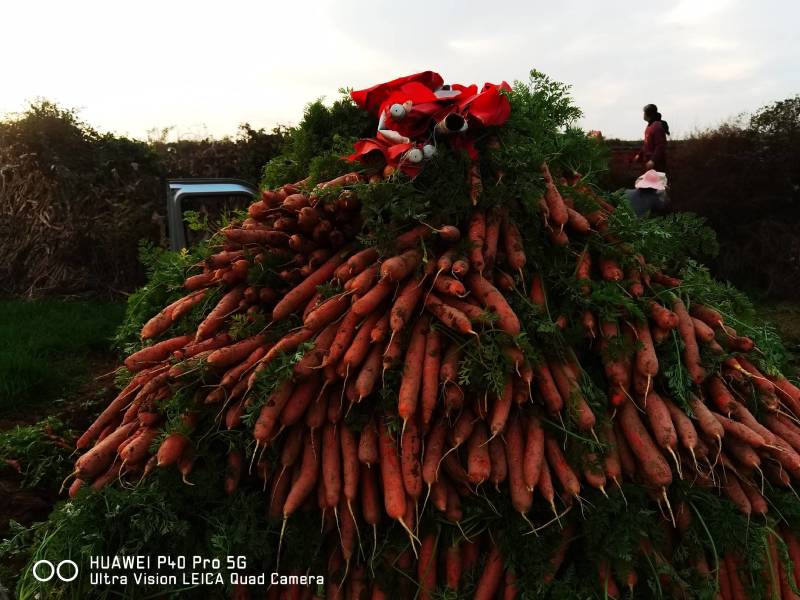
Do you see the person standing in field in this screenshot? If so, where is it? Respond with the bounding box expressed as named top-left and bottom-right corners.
top-left (634, 103), bottom-right (670, 172)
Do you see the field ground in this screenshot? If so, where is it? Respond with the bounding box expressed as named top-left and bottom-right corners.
top-left (0, 299), bottom-right (124, 415)
top-left (0, 298), bottom-right (123, 572)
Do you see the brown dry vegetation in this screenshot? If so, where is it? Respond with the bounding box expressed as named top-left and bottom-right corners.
top-left (0, 102), bottom-right (283, 297)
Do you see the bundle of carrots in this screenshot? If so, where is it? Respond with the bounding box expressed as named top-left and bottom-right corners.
top-left (65, 152), bottom-right (800, 596)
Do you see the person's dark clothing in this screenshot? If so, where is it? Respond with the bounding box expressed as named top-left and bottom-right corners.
top-left (642, 120), bottom-right (668, 171)
top-left (624, 188), bottom-right (669, 217)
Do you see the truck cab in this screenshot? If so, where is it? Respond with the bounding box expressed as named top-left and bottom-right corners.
top-left (166, 178), bottom-right (257, 250)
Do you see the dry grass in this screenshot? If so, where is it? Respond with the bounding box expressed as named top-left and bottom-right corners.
top-left (0, 103), bottom-right (283, 297)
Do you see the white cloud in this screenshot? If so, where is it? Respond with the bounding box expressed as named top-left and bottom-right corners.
top-left (695, 59), bottom-right (759, 82)
top-left (1, 0), bottom-right (797, 141)
top-left (665, 0), bottom-right (733, 25)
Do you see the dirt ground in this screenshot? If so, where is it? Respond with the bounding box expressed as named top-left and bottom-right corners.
top-left (0, 357), bottom-right (118, 539)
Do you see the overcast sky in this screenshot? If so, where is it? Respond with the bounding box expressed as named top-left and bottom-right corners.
top-left (2, 0), bottom-right (797, 141)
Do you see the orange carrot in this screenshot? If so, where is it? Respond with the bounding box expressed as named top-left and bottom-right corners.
top-left (599, 257), bottom-right (624, 281)
top-left (440, 343), bottom-right (461, 384)
top-left (673, 297), bottom-right (706, 384)
top-left (505, 415), bottom-right (533, 514)
top-left (647, 301), bottom-right (679, 330)
top-left (688, 395), bottom-right (725, 442)
top-left (468, 211), bottom-right (486, 273)
top-left (466, 274), bottom-right (520, 336)
top-left (576, 249), bottom-right (592, 295)
top-left (141, 291), bottom-right (200, 339)
top-left (196, 286), bottom-right (245, 341)
top-left (390, 276), bottom-right (424, 335)
top-left (370, 308), bottom-right (391, 343)
top-left (567, 207), bottom-right (591, 233)
top-left (529, 274), bottom-right (547, 308)
top-left (535, 363), bottom-right (564, 415)
top-left (690, 304), bottom-right (724, 329)
top-left (280, 374), bottom-right (322, 427)
top-left (612, 421), bottom-right (636, 480)
top-left (124, 335), bottom-right (192, 371)
top-left (488, 435), bottom-right (508, 488)
top-left (355, 344), bottom-right (383, 401)
top-left (303, 294), bottom-right (350, 331)
top-left (76, 422), bottom-right (137, 479)
top-left (119, 428), bottom-right (159, 465)
top-left (383, 330), bottom-right (405, 372)
top-left (691, 317), bottom-right (716, 343)
top-left (338, 425), bottom-right (359, 506)
top-left (352, 279), bottom-right (394, 317)
top-left (395, 224), bottom-right (431, 250)
top-left (253, 380), bottom-right (294, 443)
top-left (322, 423), bottom-right (341, 508)
top-left (283, 430), bottom-right (321, 518)
top-left (544, 434), bottom-right (581, 499)
top-left (425, 294), bottom-right (474, 335)
top-left (445, 543), bottom-right (461, 590)
top-left (490, 377), bottom-right (514, 436)
top-left (714, 413), bottom-right (766, 448)
top-left (436, 225), bottom-right (461, 242)
top-left (643, 391), bottom-right (678, 451)
top-left (618, 401), bottom-right (672, 488)
top-left (420, 327), bottom-right (442, 429)
top-left (706, 375), bottom-right (736, 414)
top-left (422, 418), bottom-right (448, 486)
top-left (474, 544), bottom-right (504, 600)
top-left (401, 417), bottom-right (423, 499)
top-left (433, 275), bottom-right (467, 297)
top-left (358, 420), bottom-right (379, 468)
top-left (662, 397), bottom-right (701, 463)
top-left (502, 219), bottom-right (526, 271)
top-left (259, 327), bottom-right (315, 369)
top-left (207, 335), bottom-right (265, 369)
top-left (339, 310), bottom-right (383, 376)
top-left (398, 317), bottom-right (429, 425)
top-left (338, 248), bottom-right (379, 281)
top-left (344, 263), bottom-right (379, 295)
top-left (380, 249), bottom-right (422, 282)
top-left (721, 476), bottom-right (752, 516)
top-left (378, 421), bottom-right (407, 521)
top-left (541, 173), bottom-right (568, 228)
top-left (467, 422), bottom-right (491, 484)
top-left (523, 415), bottom-right (545, 491)
top-left (360, 462), bottom-right (381, 528)
top-left (598, 560), bottom-right (621, 599)
top-left (272, 251), bottom-right (348, 322)
top-left (483, 209), bottom-right (501, 271)
top-left (184, 272), bottom-right (215, 290)
top-left (636, 321), bottom-right (658, 378)
top-left (324, 309), bottom-right (361, 367)
top-left (156, 430), bottom-right (192, 467)
top-left (451, 258), bottom-right (469, 278)
top-left (544, 523), bottom-right (576, 583)
top-left (418, 533), bottom-right (438, 600)
top-left (550, 361), bottom-right (595, 431)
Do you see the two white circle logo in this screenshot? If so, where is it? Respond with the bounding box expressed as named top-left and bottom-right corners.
top-left (31, 560), bottom-right (79, 582)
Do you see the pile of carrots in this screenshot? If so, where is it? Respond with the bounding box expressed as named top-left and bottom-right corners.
top-left (66, 163), bottom-right (800, 599)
